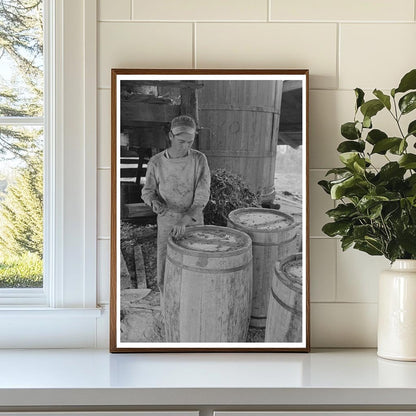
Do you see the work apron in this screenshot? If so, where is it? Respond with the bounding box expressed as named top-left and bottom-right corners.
top-left (156, 209), bottom-right (204, 295)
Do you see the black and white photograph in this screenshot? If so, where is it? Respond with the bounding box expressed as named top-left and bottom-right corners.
top-left (110, 69), bottom-right (309, 352)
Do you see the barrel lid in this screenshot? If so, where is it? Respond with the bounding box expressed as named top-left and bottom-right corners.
top-left (171, 225), bottom-right (251, 255)
top-left (228, 208), bottom-right (295, 231)
top-left (283, 259), bottom-right (302, 281)
top-left (276, 253), bottom-right (303, 287)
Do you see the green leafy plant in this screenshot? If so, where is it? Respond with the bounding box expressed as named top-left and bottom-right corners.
top-left (204, 168), bottom-right (260, 226)
top-left (319, 69), bottom-right (416, 262)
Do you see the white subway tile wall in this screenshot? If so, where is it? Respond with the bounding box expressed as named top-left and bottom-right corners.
top-left (132, 0), bottom-right (269, 21)
top-left (96, 0), bottom-right (416, 347)
top-left (97, 169), bottom-right (111, 239)
top-left (98, 90), bottom-right (111, 168)
top-left (336, 246), bottom-right (389, 303)
top-left (311, 303), bottom-right (378, 347)
top-left (98, 22), bottom-right (193, 88)
top-left (97, 239), bottom-right (110, 305)
top-left (340, 24), bottom-right (416, 90)
top-left (270, 0), bottom-right (414, 22)
top-left (99, 0), bottom-right (131, 21)
top-left (310, 239), bottom-right (336, 302)
top-left (196, 23), bottom-right (338, 89)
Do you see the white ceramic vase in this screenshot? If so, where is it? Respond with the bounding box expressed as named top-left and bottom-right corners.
top-left (378, 259), bottom-right (416, 361)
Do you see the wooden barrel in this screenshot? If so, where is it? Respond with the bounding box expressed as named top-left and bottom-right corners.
top-left (197, 80), bottom-right (283, 204)
top-left (164, 225), bottom-right (253, 342)
top-left (265, 253), bottom-right (303, 342)
top-left (120, 182), bottom-right (140, 219)
top-left (227, 207), bottom-right (298, 328)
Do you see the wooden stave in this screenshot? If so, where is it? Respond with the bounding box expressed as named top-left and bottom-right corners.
top-left (227, 208), bottom-right (299, 328)
top-left (164, 225), bottom-right (253, 343)
top-left (265, 253), bottom-right (303, 343)
top-left (197, 80), bottom-right (282, 203)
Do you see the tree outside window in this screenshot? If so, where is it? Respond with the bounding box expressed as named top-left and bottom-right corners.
top-left (0, 0), bottom-right (44, 288)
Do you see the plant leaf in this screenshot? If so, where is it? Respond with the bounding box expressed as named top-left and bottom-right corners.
top-left (339, 152), bottom-right (360, 167)
top-left (377, 162), bottom-right (406, 181)
top-left (366, 129), bottom-right (388, 145)
top-left (407, 120), bottom-right (416, 138)
top-left (341, 122), bottom-right (361, 140)
top-left (399, 91), bottom-right (416, 115)
top-left (330, 175), bottom-right (363, 200)
top-left (371, 137), bottom-right (402, 154)
top-left (357, 195), bottom-right (389, 211)
top-left (330, 176), bottom-right (354, 200)
top-left (341, 235), bottom-right (355, 251)
top-left (398, 227), bottom-right (416, 255)
top-left (362, 116), bottom-right (372, 129)
top-left (395, 69), bottom-right (416, 94)
top-left (318, 180), bottom-right (331, 194)
top-left (354, 241), bottom-right (383, 256)
top-left (326, 203), bottom-right (356, 220)
top-left (355, 88), bottom-right (365, 110)
top-left (322, 221), bottom-right (351, 237)
top-left (337, 140), bottom-right (365, 153)
top-left (389, 139), bottom-right (408, 155)
top-left (353, 224), bottom-right (374, 240)
top-left (399, 154), bottom-right (416, 169)
top-left (325, 167), bottom-right (351, 176)
top-left (386, 240), bottom-right (402, 262)
top-left (360, 99), bottom-right (384, 119)
top-left (373, 89), bottom-right (391, 110)
top-left (369, 203), bottom-right (383, 219)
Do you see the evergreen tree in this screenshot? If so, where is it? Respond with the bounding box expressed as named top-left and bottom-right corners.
top-left (0, 154), bottom-right (43, 258)
top-left (0, 0), bottom-right (43, 162)
top-left (0, 0), bottom-right (43, 265)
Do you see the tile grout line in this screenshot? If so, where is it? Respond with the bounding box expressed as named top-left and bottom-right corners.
top-left (97, 87), bottom-right (383, 92)
top-left (336, 22), bottom-right (340, 90)
top-left (268, 0), bottom-right (271, 22)
top-left (333, 230), bottom-right (338, 302)
top-left (311, 301), bottom-right (378, 305)
top-left (97, 19), bottom-right (415, 24)
top-left (130, 0), bottom-right (133, 20)
top-left (193, 22), bottom-right (197, 69)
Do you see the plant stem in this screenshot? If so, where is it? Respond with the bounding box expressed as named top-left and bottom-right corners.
top-left (390, 97), bottom-right (406, 139)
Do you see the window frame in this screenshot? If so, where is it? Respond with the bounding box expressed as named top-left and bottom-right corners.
top-left (0, 0), bottom-right (101, 348)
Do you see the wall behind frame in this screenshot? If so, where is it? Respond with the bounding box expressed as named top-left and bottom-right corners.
top-left (95, 0), bottom-right (416, 348)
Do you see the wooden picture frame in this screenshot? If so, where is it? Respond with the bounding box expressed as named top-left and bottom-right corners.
top-left (110, 69), bottom-right (310, 352)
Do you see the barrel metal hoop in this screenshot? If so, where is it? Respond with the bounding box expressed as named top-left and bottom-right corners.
top-left (250, 314), bottom-right (267, 320)
top-left (166, 255), bottom-right (252, 275)
top-left (202, 151), bottom-right (274, 158)
top-left (271, 288), bottom-right (302, 317)
top-left (276, 272), bottom-right (302, 292)
top-left (252, 234), bottom-right (298, 247)
top-left (199, 104), bottom-right (280, 115)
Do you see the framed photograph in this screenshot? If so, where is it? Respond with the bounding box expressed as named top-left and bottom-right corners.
top-left (110, 69), bottom-right (310, 352)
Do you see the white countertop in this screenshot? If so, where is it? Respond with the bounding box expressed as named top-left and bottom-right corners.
top-left (0, 348), bottom-right (416, 407)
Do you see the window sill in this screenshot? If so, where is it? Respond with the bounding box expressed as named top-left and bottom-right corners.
top-left (0, 307), bottom-right (106, 348)
top-left (0, 306), bottom-right (102, 317)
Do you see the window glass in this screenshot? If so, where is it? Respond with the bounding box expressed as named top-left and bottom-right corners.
top-left (0, 0), bottom-right (44, 289)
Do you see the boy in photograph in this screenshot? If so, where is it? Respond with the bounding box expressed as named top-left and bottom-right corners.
top-left (142, 115), bottom-right (211, 294)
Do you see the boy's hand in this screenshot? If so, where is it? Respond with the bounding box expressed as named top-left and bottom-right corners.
top-left (151, 200), bottom-right (167, 215)
top-left (170, 215), bottom-right (193, 238)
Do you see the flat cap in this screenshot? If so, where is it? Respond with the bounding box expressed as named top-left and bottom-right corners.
top-left (171, 115), bottom-right (196, 135)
